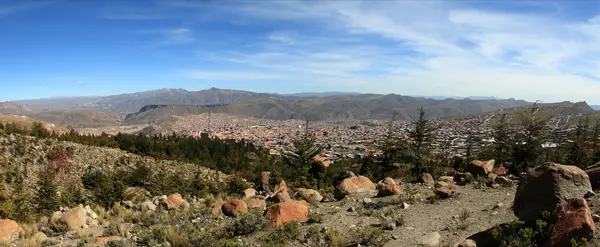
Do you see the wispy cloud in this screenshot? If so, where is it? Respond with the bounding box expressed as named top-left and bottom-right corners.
top-left (181, 69), bottom-right (286, 81)
top-left (139, 27), bottom-right (196, 47)
top-left (0, 0), bottom-right (56, 16)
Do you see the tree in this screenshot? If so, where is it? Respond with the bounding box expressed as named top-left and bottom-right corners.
top-left (592, 118), bottom-right (600, 164)
top-left (567, 115), bottom-right (592, 168)
top-left (492, 114), bottom-right (513, 165)
top-left (512, 102), bottom-right (548, 173)
top-left (409, 106), bottom-right (437, 175)
top-left (282, 117), bottom-right (325, 188)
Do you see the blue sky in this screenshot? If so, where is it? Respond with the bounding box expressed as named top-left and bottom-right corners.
top-left (2, 0), bottom-right (600, 103)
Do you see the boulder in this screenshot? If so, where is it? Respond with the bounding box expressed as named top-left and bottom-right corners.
top-left (245, 198), bottom-right (267, 210)
top-left (494, 176), bottom-right (514, 187)
top-left (211, 202), bottom-right (225, 216)
top-left (434, 181), bottom-right (460, 199)
top-left (221, 199), bottom-right (248, 217)
top-left (377, 177), bottom-right (402, 197)
top-left (161, 193), bottom-right (190, 210)
top-left (454, 172), bottom-right (474, 185)
top-left (467, 160), bottom-right (495, 177)
top-left (61, 206), bottom-right (87, 230)
top-left (546, 198), bottom-right (596, 247)
top-left (333, 171), bottom-right (356, 187)
top-left (33, 232), bottom-right (47, 242)
top-left (294, 188), bottom-right (323, 203)
top-left (261, 171), bottom-right (272, 193)
top-left (334, 176), bottom-right (377, 200)
top-left (585, 167), bottom-right (600, 190)
top-left (268, 180), bottom-right (292, 203)
top-left (514, 163), bottom-right (592, 222)
top-left (420, 232), bottom-right (441, 246)
top-left (92, 236), bottom-right (124, 246)
top-left (456, 239), bottom-right (477, 247)
top-left (84, 205), bottom-right (98, 220)
top-left (0, 220), bottom-right (22, 242)
top-left (243, 188), bottom-right (257, 199)
top-left (265, 200), bottom-right (309, 228)
top-left (492, 167), bottom-right (507, 176)
top-left (438, 176), bottom-right (454, 183)
top-left (141, 200), bottom-right (157, 212)
top-left (420, 173), bottom-right (435, 186)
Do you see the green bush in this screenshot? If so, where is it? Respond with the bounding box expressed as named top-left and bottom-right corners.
top-left (82, 170), bottom-right (125, 208)
top-left (489, 212), bottom-right (551, 247)
top-left (258, 221), bottom-right (301, 247)
top-left (225, 209), bottom-right (266, 236)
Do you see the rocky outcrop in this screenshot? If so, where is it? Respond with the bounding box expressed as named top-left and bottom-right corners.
top-left (211, 202), bottom-right (225, 216)
top-left (221, 199), bottom-right (248, 217)
top-left (434, 181), bottom-right (460, 199)
top-left (467, 160), bottom-right (495, 177)
top-left (546, 198), bottom-right (596, 247)
top-left (294, 188), bottom-right (323, 203)
top-left (0, 220), bottom-right (22, 242)
top-left (245, 198), bottom-right (267, 210)
top-left (161, 193), bottom-right (190, 210)
top-left (334, 176), bottom-right (377, 200)
top-left (243, 188), bottom-right (257, 199)
top-left (377, 177), bottom-right (402, 197)
top-left (268, 180), bottom-right (292, 203)
top-left (420, 173), bottom-right (435, 186)
top-left (454, 172), bottom-right (474, 185)
top-left (265, 200), bottom-right (309, 228)
top-left (514, 163), bottom-right (592, 222)
top-left (61, 206), bottom-right (87, 230)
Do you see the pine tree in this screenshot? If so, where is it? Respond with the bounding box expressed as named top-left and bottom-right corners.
top-left (409, 106), bottom-right (437, 175)
top-left (512, 102), bottom-right (548, 173)
top-left (592, 118), bottom-right (600, 164)
top-left (492, 113), bottom-right (513, 165)
top-left (282, 117), bottom-right (325, 188)
top-left (567, 115), bottom-right (592, 168)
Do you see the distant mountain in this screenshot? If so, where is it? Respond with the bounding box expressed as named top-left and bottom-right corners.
top-left (413, 96), bottom-right (506, 100)
top-left (591, 105), bottom-right (600, 110)
top-left (0, 102), bottom-right (35, 115)
top-left (15, 88), bottom-right (279, 113)
top-left (124, 94), bottom-right (531, 123)
top-left (283, 92), bottom-right (360, 97)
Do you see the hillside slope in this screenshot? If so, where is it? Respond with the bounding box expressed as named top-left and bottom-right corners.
top-left (124, 94), bottom-right (530, 123)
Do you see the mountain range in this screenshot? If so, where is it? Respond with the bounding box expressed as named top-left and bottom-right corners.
top-left (2, 87), bottom-right (594, 127)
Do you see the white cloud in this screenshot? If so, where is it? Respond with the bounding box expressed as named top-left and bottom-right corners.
top-left (181, 69), bottom-right (286, 81)
top-left (159, 0), bottom-right (600, 103)
top-left (138, 27), bottom-right (196, 46)
top-left (0, 1), bottom-right (55, 16)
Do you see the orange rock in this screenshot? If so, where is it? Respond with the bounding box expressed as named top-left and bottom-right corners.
top-left (163, 193), bottom-right (190, 210)
top-left (268, 180), bottom-right (292, 203)
top-left (547, 198), bottom-right (596, 247)
top-left (467, 160), bottom-right (495, 177)
top-left (420, 173), bottom-right (435, 185)
top-left (434, 181), bottom-right (460, 199)
top-left (377, 177), bottom-right (402, 197)
top-left (492, 166), bottom-right (507, 176)
top-left (243, 188), bottom-right (257, 199)
top-left (61, 206), bottom-right (87, 230)
top-left (245, 198), bottom-right (267, 210)
top-left (0, 219), bottom-right (22, 242)
top-left (92, 236), bottom-right (124, 246)
top-left (334, 176), bottom-right (377, 200)
top-left (221, 199), bottom-right (249, 217)
top-left (211, 202), bottom-right (225, 216)
top-left (261, 171), bottom-right (272, 193)
top-left (265, 200), bottom-right (309, 228)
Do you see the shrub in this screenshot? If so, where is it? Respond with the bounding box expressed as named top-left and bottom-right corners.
top-left (303, 226), bottom-right (343, 247)
top-left (82, 170), bottom-right (125, 208)
top-left (344, 228), bottom-right (388, 247)
top-left (258, 221), bottom-right (301, 247)
top-left (225, 209), bottom-right (266, 236)
top-left (489, 212), bottom-right (552, 247)
top-left (307, 211), bottom-right (324, 224)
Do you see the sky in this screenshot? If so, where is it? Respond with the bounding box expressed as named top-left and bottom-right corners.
top-left (2, 0), bottom-right (600, 103)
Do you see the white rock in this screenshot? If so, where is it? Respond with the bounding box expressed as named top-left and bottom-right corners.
top-left (141, 200), bottom-right (157, 212)
top-left (420, 232), bottom-right (441, 246)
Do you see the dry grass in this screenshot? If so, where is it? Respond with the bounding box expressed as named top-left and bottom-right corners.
top-left (19, 238), bottom-right (43, 247)
top-left (458, 208), bottom-right (471, 230)
top-left (74, 228), bottom-right (91, 241)
top-left (117, 224), bottom-right (130, 237)
top-left (20, 223), bottom-right (39, 239)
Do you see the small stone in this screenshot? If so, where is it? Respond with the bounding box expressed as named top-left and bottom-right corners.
top-left (363, 198), bottom-right (373, 204)
top-left (392, 234), bottom-right (400, 240)
top-left (457, 239), bottom-right (477, 247)
top-left (491, 211), bottom-right (498, 216)
top-left (347, 207), bottom-right (356, 212)
top-left (350, 224), bottom-right (356, 228)
top-left (593, 214), bottom-right (600, 222)
top-left (401, 202), bottom-right (410, 209)
top-left (491, 183), bottom-right (501, 189)
top-left (493, 202), bottom-right (504, 210)
top-left (420, 232), bottom-right (441, 246)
